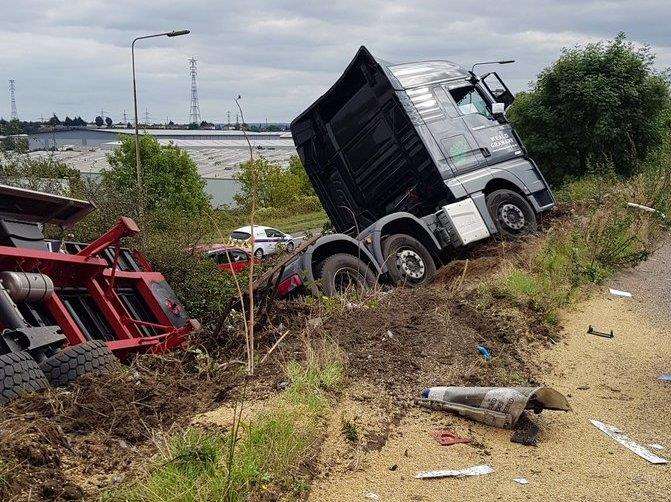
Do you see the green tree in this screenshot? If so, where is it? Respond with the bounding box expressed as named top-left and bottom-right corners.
top-left (287, 155), bottom-right (315, 196)
top-left (48, 114), bottom-right (60, 126)
top-left (507, 33), bottom-right (671, 185)
top-left (104, 134), bottom-right (210, 215)
top-left (234, 157), bottom-right (302, 210)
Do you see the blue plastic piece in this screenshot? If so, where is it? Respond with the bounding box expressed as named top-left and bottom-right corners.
top-left (477, 345), bottom-right (491, 360)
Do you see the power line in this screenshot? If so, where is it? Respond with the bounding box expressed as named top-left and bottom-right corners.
top-left (188, 57), bottom-right (202, 124)
top-left (8, 79), bottom-right (18, 120)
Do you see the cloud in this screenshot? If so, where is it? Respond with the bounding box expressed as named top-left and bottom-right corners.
top-left (1, 0), bottom-right (669, 122)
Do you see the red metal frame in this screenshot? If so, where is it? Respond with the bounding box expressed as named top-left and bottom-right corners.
top-left (0, 217), bottom-right (198, 359)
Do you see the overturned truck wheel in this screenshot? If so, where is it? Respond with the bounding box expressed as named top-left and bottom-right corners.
top-left (0, 351), bottom-right (49, 405)
top-left (39, 340), bottom-right (120, 387)
top-left (316, 253), bottom-right (376, 296)
top-left (382, 234), bottom-right (436, 287)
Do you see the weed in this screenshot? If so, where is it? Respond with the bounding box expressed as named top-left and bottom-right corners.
top-left (341, 419), bottom-right (359, 442)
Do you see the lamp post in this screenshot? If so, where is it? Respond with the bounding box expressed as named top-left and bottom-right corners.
top-left (131, 29), bottom-right (190, 223)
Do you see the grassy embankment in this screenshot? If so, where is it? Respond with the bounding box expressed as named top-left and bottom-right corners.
top-left (107, 343), bottom-right (343, 501)
top-left (108, 158), bottom-right (671, 501)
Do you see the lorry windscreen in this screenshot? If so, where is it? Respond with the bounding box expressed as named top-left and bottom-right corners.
top-left (449, 85), bottom-right (493, 120)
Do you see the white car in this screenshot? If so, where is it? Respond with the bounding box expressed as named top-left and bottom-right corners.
top-left (229, 225), bottom-right (298, 259)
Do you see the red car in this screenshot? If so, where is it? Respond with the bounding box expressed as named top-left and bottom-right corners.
top-left (205, 246), bottom-right (256, 274)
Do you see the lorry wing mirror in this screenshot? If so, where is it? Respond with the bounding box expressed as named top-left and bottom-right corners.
top-left (492, 102), bottom-right (505, 115)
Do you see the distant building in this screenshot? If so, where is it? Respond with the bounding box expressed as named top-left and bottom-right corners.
top-left (26, 128), bottom-right (298, 207)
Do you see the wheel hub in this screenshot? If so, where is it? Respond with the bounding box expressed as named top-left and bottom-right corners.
top-left (500, 203), bottom-right (525, 230)
top-left (396, 249), bottom-right (425, 279)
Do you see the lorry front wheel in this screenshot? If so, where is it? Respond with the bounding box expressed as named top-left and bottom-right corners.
top-left (485, 189), bottom-right (537, 239)
top-left (383, 234), bottom-right (436, 286)
top-left (316, 253), bottom-right (376, 296)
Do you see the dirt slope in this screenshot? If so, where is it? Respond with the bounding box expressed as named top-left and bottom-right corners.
top-left (308, 241), bottom-right (671, 501)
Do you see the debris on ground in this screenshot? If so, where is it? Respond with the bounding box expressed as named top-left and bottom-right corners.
top-left (609, 288), bottom-right (632, 298)
top-left (658, 374), bottom-right (671, 382)
top-left (415, 464), bottom-right (494, 479)
top-left (513, 477), bottom-right (529, 485)
top-left (476, 345), bottom-right (491, 360)
top-left (510, 412), bottom-right (541, 446)
top-left (418, 386), bottom-right (570, 429)
top-left (587, 325), bottom-right (615, 339)
top-left (431, 429), bottom-right (472, 446)
top-left (590, 420), bottom-right (669, 464)
top-left (627, 202), bottom-right (666, 219)
top-left (364, 492), bottom-right (381, 500)
top-left (648, 443), bottom-right (665, 451)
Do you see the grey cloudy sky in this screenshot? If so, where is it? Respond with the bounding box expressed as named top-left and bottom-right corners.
top-left (1, 0), bottom-right (669, 124)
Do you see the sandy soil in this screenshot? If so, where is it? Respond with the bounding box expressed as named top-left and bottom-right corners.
top-left (308, 242), bottom-right (671, 501)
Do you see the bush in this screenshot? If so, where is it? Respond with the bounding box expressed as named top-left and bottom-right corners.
top-left (234, 155), bottom-right (319, 212)
top-left (508, 33), bottom-right (671, 185)
top-left (0, 154), bottom-right (85, 196)
top-left (104, 134), bottom-right (211, 215)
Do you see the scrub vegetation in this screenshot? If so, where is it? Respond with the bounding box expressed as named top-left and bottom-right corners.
top-left (1, 32), bottom-right (671, 502)
top-left (107, 342), bottom-right (343, 502)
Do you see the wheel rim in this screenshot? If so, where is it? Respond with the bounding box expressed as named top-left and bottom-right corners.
top-left (287, 242), bottom-right (294, 252)
top-left (499, 203), bottom-right (525, 230)
top-left (396, 248), bottom-right (425, 280)
top-left (333, 267), bottom-right (364, 293)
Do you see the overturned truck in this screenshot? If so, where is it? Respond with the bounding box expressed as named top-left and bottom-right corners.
top-left (0, 185), bottom-right (198, 403)
top-left (275, 46), bottom-right (555, 296)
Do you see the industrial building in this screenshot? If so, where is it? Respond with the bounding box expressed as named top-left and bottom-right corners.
top-left (26, 128), bottom-right (297, 206)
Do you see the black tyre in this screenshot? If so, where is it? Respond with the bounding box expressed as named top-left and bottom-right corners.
top-left (485, 189), bottom-right (537, 239)
top-left (382, 234), bottom-right (437, 286)
top-left (286, 241), bottom-right (295, 253)
top-left (39, 340), bottom-right (120, 387)
top-left (254, 248), bottom-right (264, 260)
top-left (316, 253), bottom-right (376, 296)
top-left (0, 351), bottom-right (49, 405)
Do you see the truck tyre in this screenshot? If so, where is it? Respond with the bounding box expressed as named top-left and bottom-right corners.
top-left (0, 351), bottom-right (49, 405)
top-left (39, 340), bottom-right (120, 387)
top-left (486, 189), bottom-right (537, 239)
top-left (382, 234), bottom-right (437, 286)
top-left (316, 253), bottom-right (376, 296)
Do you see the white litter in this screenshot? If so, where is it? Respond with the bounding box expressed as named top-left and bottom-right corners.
top-left (364, 493), bottom-right (380, 501)
top-left (627, 202), bottom-right (666, 218)
top-left (648, 444), bottom-right (665, 451)
top-left (609, 288), bottom-right (632, 298)
top-left (590, 420), bottom-right (668, 464)
top-left (513, 478), bottom-right (529, 485)
top-left (415, 464), bottom-right (494, 479)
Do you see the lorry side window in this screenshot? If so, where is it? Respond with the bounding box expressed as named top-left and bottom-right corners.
top-left (449, 85), bottom-right (494, 121)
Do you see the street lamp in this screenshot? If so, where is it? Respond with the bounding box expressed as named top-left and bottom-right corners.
top-left (131, 29), bottom-right (190, 222)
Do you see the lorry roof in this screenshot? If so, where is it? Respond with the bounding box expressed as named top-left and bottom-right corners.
top-left (0, 184), bottom-right (94, 227)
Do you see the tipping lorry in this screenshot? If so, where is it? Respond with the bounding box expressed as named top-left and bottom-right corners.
top-left (0, 184), bottom-right (199, 404)
top-left (271, 46), bottom-right (555, 297)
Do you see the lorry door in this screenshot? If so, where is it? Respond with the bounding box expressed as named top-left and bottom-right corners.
top-left (430, 83), bottom-right (487, 176)
top-left (447, 82), bottom-right (521, 166)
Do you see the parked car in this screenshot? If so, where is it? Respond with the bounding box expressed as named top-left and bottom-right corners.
top-left (204, 246), bottom-right (255, 274)
top-left (229, 226), bottom-right (297, 259)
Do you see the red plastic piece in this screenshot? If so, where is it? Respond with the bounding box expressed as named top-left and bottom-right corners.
top-left (431, 429), bottom-right (472, 446)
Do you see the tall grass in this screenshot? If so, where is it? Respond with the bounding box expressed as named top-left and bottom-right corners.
top-left (492, 157), bottom-right (671, 320)
top-left (107, 342), bottom-right (343, 502)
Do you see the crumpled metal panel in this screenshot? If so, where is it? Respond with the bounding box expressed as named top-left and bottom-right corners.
top-left (418, 386), bottom-right (571, 429)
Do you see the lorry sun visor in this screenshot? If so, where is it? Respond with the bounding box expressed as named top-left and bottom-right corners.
top-left (0, 184), bottom-right (94, 227)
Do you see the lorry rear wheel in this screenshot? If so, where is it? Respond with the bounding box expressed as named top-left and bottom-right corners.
top-left (383, 234), bottom-right (436, 286)
top-left (316, 253), bottom-right (376, 296)
top-left (486, 189), bottom-right (537, 239)
top-left (0, 351), bottom-right (49, 405)
top-left (39, 340), bottom-right (120, 387)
